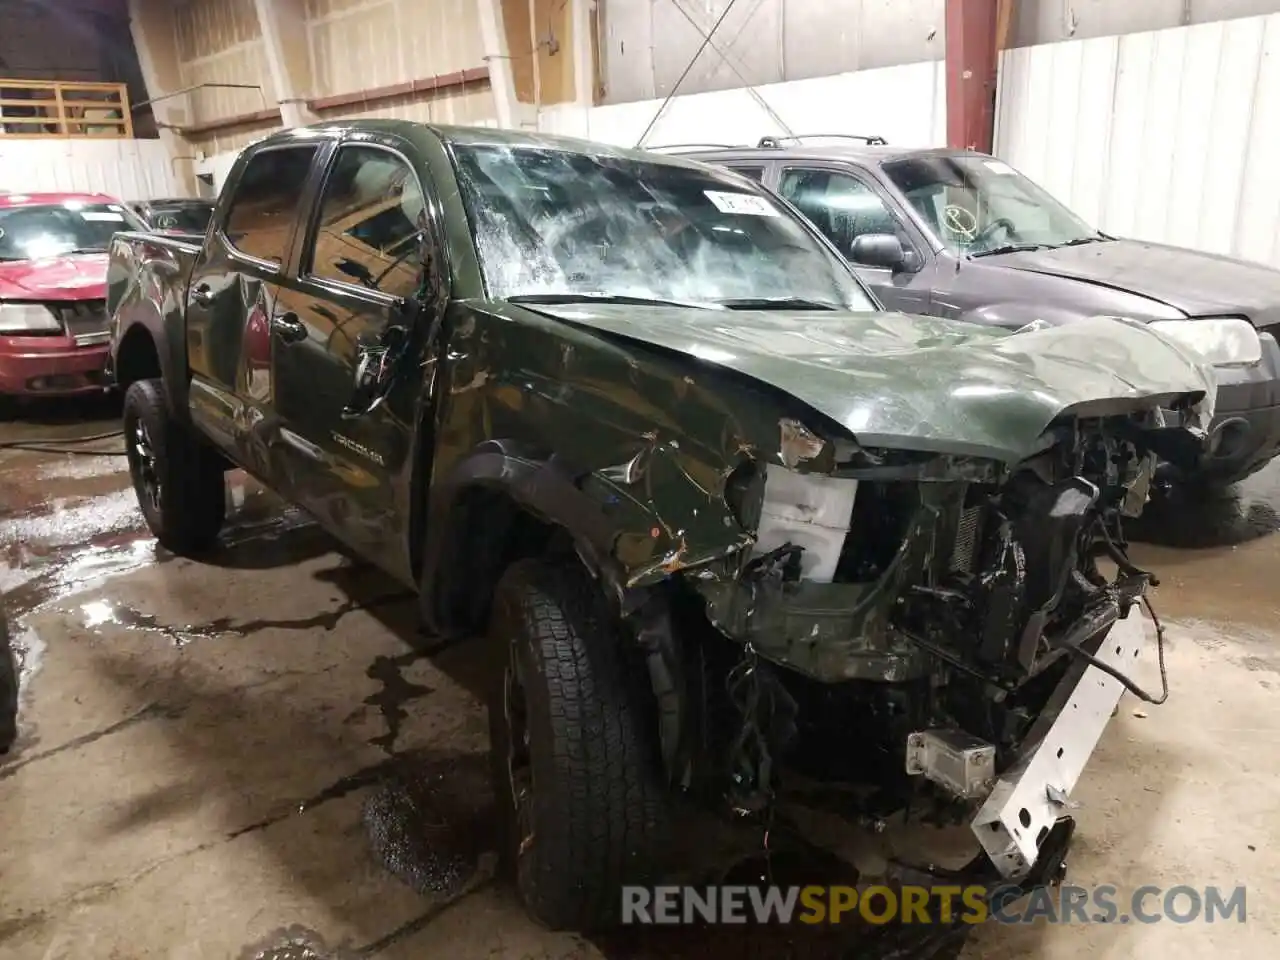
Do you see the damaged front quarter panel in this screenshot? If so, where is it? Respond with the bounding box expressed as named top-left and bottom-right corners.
top-left (451, 302), bottom-right (1210, 692)
top-left (561, 314), bottom-right (1217, 690)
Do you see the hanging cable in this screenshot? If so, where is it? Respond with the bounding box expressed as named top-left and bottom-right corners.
top-left (1056, 595), bottom-right (1170, 705)
top-left (665, 0), bottom-right (794, 139)
top-left (634, 0), bottom-right (744, 148)
top-left (0, 428), bottom-right (126, 456)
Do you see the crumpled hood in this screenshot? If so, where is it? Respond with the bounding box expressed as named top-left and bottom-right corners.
top-left (0, 253), bottom-right (109, 301)
top-left (993, 239), bottom-right (1280, 328)
top-left (521, 303), bottom-right (1216, 464)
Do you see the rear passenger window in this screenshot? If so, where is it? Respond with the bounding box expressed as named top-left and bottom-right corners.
top-left (223, 145), bottom-right (319, 264)
top-left (731, 166), bottom-right (765, 182)
top-left (305, 144), bottom-right (426, 300)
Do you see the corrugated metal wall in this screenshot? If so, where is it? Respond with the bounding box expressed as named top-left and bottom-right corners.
top-left (600, 0), bottom-right (946, 104)
top-left (0, 139), bottom-right (182, 199)
top-left (307, 0), bottom-right (494, 125)
top-left (541, 58), bottom-right (945, 146)
top-left (174, 0), bottom-right (273, 122)
top-left (159, 0), bottom-right (495, 154)
top-left (598, 0), bottom-right (1280, 105)
top-left (995, 13), bottom-right (1280, 269)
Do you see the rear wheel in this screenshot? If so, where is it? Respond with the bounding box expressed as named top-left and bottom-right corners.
top-left (488, 558), bottom-right (670, 931)
top-left (123, 379), bottom-right (226, 553)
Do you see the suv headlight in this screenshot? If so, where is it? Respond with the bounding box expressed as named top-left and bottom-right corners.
top-left (1149, 317), bottom-right (1261, 367)
top-left (0, 303), bottom-right (60, 334)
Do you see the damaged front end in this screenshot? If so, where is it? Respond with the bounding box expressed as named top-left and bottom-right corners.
top-left (663, 399), bottom-right (1199, 881)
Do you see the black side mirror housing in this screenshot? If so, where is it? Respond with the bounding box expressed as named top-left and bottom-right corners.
top-left (850, 233), bottom-right (910, 271)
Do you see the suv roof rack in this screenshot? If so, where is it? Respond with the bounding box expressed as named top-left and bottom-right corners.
top-left (758, 134), bottom-right (888, 148)
top-left (646, 142), bottom-right (743, 153)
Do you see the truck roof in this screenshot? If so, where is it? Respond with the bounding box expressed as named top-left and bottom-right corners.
top-left (255, 119), bottom-right (724, 171)
top-left (675, 142), bottom-right (994, 166)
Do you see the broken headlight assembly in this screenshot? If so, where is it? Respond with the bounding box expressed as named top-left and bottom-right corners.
top-left (742, 463), bottom-right (859, 583)
top-left (1149, 316), bottom-right (1261, 367)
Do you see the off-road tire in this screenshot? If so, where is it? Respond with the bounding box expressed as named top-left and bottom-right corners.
top-left (123, 379), bottom-right (226, 554)
top-left (0, 606), bottom-right (17, 754)
top-left (488, 558), bottom-right (670, 931)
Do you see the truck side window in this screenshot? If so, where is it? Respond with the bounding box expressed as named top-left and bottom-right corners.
top-left (729, 166), bottom-right (765, 182)
top-left (778, 168), bottom-right (901, 261)
top-left (223, 145), bottom-right (319, 264)
top-left (306, 145), bottom-right (426, 301)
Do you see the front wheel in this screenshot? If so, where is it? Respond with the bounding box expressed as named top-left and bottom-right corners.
top-left (488, 558), bottom-right (670, 931)
top-left (123, 379), bottom-right (226, 554)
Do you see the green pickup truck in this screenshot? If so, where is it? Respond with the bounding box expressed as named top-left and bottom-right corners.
top-left (106, 121), bottom-right (1215, 932)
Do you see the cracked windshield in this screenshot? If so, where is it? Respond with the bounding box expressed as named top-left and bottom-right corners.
top-left (450, 142), bottom-right (877, 311)
top-left (0, 200), bottom-right (146, 261)
top-left (881, 155), bottom-right (1107, 257)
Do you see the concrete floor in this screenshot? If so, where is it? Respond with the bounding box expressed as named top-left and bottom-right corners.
top-left (1, 396), bottom-right (1278, 959)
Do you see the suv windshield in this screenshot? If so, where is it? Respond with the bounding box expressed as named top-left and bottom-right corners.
top-left (881, 155), bottom-right (1101, 255)
top-left (450, 143), bottom-right (876, 310)
top-left (0, 200), bottom-right (146, 261)
top-left (146, 202), bottom-right (214, 234)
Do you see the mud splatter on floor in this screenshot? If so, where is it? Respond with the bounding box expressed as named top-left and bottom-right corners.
top-left (361, 751), bottom-right (494, 897)
top-left (238, 925), bottom-right (357, 960)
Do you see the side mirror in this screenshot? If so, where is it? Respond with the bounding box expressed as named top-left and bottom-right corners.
top-left (342, 322), bottom-right (409, 419)
top-left (850, 233), bottom-right (909, 271)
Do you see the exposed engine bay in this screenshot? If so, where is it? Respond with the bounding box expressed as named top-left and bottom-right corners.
top-left (654, 404), bottom-right (1189, 880)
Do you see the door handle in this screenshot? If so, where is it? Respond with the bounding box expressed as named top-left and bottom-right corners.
top-left (271, 311), bottom-right (308, 343)
top-left (190, 283), bottom-right (214, 307)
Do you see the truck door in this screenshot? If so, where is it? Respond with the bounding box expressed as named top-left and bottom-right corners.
top-left (775, 165), bottom-right (934, 314)
top-left (184, 140), bottom-right (323, 482)
top-left (268, 140), bottom-right (443, 580)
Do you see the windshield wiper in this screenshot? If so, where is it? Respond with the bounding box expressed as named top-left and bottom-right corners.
top-left (1054, 235), bottom-right (1111, 248)
top-left (66, 246), bottom-right (107, 255)
top-left (715, 297), bottom-right (840, 311)
top-left (968, 242), bottom-right (1048, 259)
top-left (507, 292), bottom-right (720, 310)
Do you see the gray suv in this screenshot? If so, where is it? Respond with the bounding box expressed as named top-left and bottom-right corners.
top-left (681, 136), bottom-right (1280, 489)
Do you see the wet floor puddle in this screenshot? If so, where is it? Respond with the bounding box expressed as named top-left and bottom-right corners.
top-left (233, 751), bottom-right (494, 960)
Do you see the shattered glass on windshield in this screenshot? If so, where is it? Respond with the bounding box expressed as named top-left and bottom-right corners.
top-left (449, 143), bottom-right (877, 311)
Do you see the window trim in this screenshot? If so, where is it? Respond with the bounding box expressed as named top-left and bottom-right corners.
top-left (297, 139), bottom-right (434, 306)
top-left (217, 141), bottom-right (326, 276)
top-left (777, 162), bottom-right (929, 266)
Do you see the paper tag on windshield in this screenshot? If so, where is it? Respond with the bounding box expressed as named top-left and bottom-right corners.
top-left (704, 190), bottom-right (780, 216)
top-left (82, 212), bottom-right (125, 222)
top-left (983, 159), bottom-right (1016, 175)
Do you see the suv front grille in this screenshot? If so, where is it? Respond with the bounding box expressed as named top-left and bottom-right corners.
top-left (50, 300), bottom-right (110, 347)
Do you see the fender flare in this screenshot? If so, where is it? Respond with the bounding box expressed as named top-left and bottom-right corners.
top-left (418, 439), bottom-right (702, 786)
top-left (112, 306), bottom-right (188, 419)
top-left (417, 439), bottom-right (638, 635)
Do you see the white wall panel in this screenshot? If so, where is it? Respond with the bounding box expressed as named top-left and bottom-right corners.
top-left (0, 139), bottom-right (182, 201)
top-left (996, 13), bottom-right (1280, 269)
top-left (541, 60), bottom-right (946, 149)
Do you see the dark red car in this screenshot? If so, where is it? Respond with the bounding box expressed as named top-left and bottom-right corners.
top-left (0, 191), bottom-right (148, 399)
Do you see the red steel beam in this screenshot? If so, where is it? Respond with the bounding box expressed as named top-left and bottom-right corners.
top-left (945, 0), bottom-right (1001, 152)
